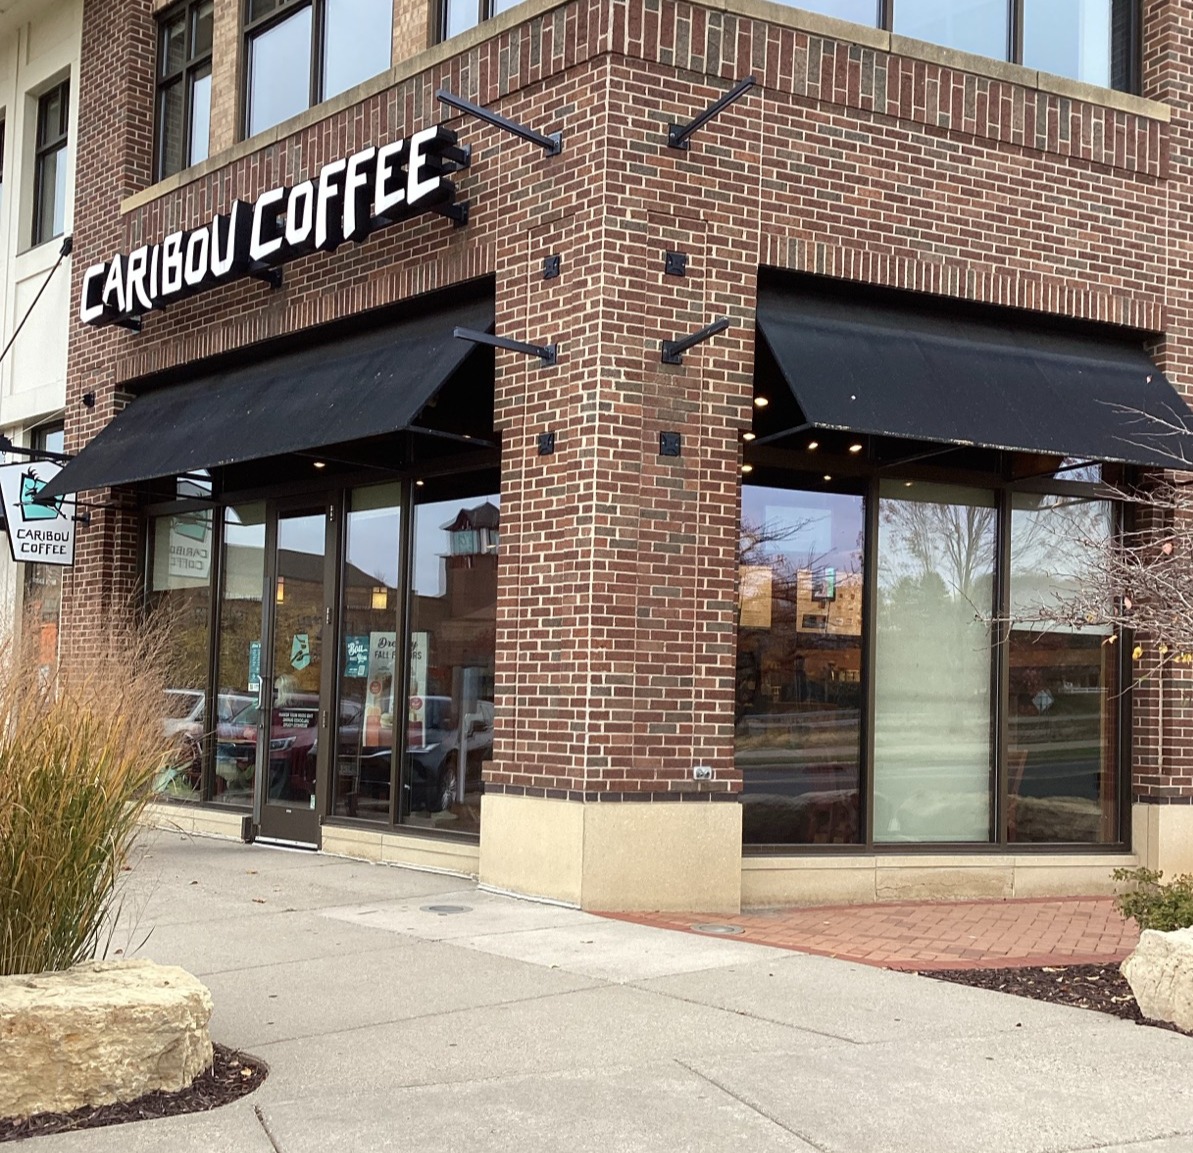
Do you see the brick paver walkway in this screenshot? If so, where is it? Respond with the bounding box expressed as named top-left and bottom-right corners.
top-left (605, 897), bottom-right (1139, 970)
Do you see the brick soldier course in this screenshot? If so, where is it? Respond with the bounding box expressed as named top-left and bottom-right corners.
top-left (59, 0), bottom-right (1193, 910)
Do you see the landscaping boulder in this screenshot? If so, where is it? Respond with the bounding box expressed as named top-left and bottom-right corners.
top-left (0, 959), bottom-right (213, 1120)
top-left (1121, 926), bottom-right (1193, 1032)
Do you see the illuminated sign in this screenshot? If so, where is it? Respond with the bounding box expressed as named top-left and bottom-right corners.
top-left (79, 125), bottom-right (466, 327)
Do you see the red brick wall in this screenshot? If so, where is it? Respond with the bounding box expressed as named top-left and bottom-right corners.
top-left (66, 0), bottom-right (1190, 809)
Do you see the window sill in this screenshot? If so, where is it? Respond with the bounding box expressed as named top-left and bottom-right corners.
top-left (121, 0), bottom-right (569, 217)
top-left (121, 0), bottom-right (1168, 219)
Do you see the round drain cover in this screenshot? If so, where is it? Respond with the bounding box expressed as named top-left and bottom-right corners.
top-left (421, 904), bottom-right (472, 915)
top-left (691, 923), bottom-right (745, 936)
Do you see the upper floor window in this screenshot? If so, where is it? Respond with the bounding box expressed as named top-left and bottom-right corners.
top-left (244, 0), bottom-right (393, 139)
top-left (156, 0), bottom-right (214, 180)
top-left (786, 0), bottom-right (1141, 93)
top-left (438, 0), bottom-right (518, 42)
top-left (32, 81), bottom-right (68, 248)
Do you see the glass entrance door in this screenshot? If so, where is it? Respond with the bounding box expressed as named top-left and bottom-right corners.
top-left (256, 504), bottom-right (334, 846)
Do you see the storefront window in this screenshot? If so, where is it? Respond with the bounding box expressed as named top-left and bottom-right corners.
top-left (737, 486), bottom-right (864, 845)
top-left (401, 485), bottom-right (498, 834)
top-left (23, 427), bottom-right (65, 680)
top-left (1007, 494), bottom-right (1118, 843)
top-left (213, 503), bottom-right (266, 806)
top-left (149, 509), bottom-right (215, 802)
top-left (334, 484), bottom-right (400, 820)
top-left (874, 482), bottom-right (996, 842)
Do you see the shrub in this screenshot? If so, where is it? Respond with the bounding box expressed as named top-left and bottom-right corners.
top-left (0, 611), bottom-right (179, 976)
top-left (1112, 866), bottom-right (1193, 932)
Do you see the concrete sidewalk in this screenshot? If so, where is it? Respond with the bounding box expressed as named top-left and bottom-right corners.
top-left (33, 832), bottom-right (1193, 1153)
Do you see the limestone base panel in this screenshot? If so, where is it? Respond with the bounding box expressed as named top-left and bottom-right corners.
top-left (1132, 803), bottom-right (1193, 877)
top-left (141, 801), bottom-right (245, 842)
top-left (479, 793), bottom-right (743, 913)
top-left (742, 850), bottom-right (1142, 907)
top-left (321, 824), bottom-right (480, 877)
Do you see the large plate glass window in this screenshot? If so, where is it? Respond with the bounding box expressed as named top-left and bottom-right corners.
top-left (244, 0), bottom-right (393, 138)
top-left (148, 508), bottom-right (216, 802)
top-left (32, 80), bottom-right (68, 247)
top-left (1007, 493), bottom-right (1119, 843)
top-left (438, 0), bottom-right (519, 43)
top-left (213, 503), bottom-right (266, 806)
top-left (400, 482), bottom-right (499, 834)
top-left (760, 0), bottom-right (1141, 92)
top-left (873, 482), bottom-right (997, 843)
top-left (333, 484), bottom-right (401, 821)
top-left (737, 485), bottom-right (865, 845)
top-left (155, 0), bottom-right (214, 180)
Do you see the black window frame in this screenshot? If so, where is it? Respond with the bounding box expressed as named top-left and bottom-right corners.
top-left (782, 0), bottom-right (1143, 95)
top-left (436, 0), bottom-right (509, 44)
top-left (242, 0), bottom-right (394, 140)
top-left (736, 454), bottom-right (1132, 853)
top-left (31, 80), bottom-right (69, 249)
top-left (154, 0), bottom-right (214, 182)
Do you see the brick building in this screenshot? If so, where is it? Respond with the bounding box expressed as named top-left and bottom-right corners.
top-left (39, 0), bottom-right (1193, 910)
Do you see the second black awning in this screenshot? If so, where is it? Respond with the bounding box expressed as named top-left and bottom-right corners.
top-left (40, 297), bottom-right (493, 499)
top-left (756, 287), bottom-right (1193, 468)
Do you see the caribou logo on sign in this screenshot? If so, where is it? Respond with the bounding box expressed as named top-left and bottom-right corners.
top-left (79, 125), bottom-right (466, 327)
top-left (0, 461), bottom-right (76, 566)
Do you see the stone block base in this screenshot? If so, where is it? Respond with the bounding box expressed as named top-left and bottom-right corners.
top-left (479, 793), bottom-right (742, 913)
top-left (0, 960), bottom-right (213, 1121)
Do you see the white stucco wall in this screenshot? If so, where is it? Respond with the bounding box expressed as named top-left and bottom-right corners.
top-left (0, 0), bottom-right (81, 646)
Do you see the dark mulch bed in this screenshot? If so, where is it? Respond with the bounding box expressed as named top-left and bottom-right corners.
top-left (0, 1043), bottom-right (267, 1143)
top-left (922, 961), bottom-right (1191, 1035)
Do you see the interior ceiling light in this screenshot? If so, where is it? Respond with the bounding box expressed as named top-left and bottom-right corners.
top-left (848, 443), bottom-right (863, 454)
top-left (753, 396), bottom-right (769, 408)
top-left (741, 463), bottom-right (754, 474)
top-left (823, 474), bottom-right (832, 482)
top-left (415, 479), bottom-right (425, 487)
top-left (313, 460), bottom-right (326, 469)
top-left (743, 431), bottom-right (756, 442)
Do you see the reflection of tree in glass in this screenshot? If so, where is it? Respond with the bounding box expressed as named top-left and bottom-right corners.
top-left (879, 499), bottom-right (995, 605)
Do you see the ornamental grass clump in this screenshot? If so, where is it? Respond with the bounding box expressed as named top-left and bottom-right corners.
top-left (0, 612), bottom-right (180, 977)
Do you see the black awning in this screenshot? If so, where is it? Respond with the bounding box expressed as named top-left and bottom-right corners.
top-left (756, 288), bottom-right (1193, 468)
top-left (41, 298), bottom-right (493, 499)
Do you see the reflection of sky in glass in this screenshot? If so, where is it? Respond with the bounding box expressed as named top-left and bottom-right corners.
top-left (347, 507), bottom-right (399, 587)
top-left (323, 0), bottom-right (392, 99)
top-left (1023, 0), bottom-right (1109, 87)
top-left (248, 8), bottom-right (311, 136)
top-left (894, 0), bottom-right (1007, 60)
top-left (742, 487), bottom-right (862, 574)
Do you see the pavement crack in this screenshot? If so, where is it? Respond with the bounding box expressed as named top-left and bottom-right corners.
top-left (1052, 1130), bottom-right (1193, 1153)
top-left (675, 1058), bottom-right (828, 1151)
top-left (254, 1104), bottom-right (286, 1153)
top-left (629, 981), bottom-right (863, 1046)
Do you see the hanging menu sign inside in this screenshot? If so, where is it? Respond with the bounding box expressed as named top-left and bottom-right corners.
top-left (79, 124), bottom-right (468, 327)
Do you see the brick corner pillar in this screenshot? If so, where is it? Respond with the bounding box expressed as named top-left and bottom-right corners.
top-left (1131, 1), bottom-right (1193, 875)
top-left (476, 55), bottom-right (756, 913)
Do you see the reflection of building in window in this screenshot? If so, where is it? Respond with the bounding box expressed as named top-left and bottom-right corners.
top-left (797, 570), bottom-right (862, 635)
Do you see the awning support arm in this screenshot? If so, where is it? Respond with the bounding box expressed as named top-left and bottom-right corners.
top-left (436, 89), bottom-right (562, 156)
top-left (660, 316), bottom-right (730, 364)
top-left (454, 326), bottom-right (557, 366)
top-left (668, 76), bottom-right (756, 150)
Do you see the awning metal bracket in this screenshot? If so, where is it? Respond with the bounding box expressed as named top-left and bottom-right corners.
top-left (454, 326), bottom-right (557, 366)
top-left (661, 316), bottom-right (730, 364)
top-left (667, 76), bottom-right (756, 150)
top-left (436, 89), bottom-right (563, 157)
